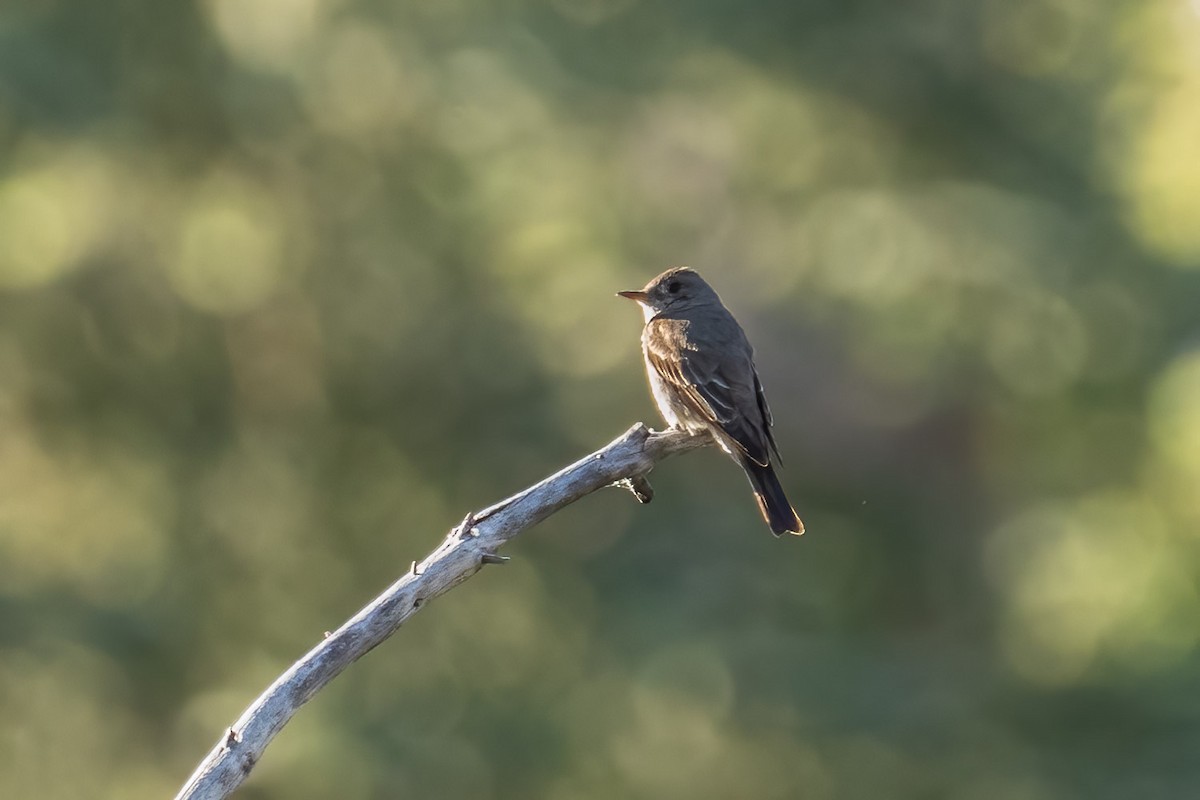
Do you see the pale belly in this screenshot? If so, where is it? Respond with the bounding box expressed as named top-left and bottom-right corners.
top-left (646, 364), bottom-right (684, 428)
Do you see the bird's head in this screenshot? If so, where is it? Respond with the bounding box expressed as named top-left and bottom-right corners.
top-left (617, 267), bottom-right (719, 318)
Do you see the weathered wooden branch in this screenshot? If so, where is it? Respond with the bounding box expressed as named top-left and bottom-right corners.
top-left (175, 423), bottom-right (710, 800)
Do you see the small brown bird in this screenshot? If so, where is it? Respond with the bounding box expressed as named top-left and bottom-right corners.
top-left (618, 267), bottom-right (803, 535)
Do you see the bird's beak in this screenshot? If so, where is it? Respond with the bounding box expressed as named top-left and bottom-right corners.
top-left (616, 290), bottom-right (649, 302)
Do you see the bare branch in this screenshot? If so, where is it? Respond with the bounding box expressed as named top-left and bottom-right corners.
top-left (174, 424), bottom-right (710, 800)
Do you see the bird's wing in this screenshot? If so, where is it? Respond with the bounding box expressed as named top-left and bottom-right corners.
top-left (645, 320), bottom-right (772, 466)
top-left (753, 370), bottom-right (783, 465)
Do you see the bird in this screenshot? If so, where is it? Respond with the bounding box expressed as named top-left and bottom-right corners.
top-left (617, 267), bottom-right (803, 535)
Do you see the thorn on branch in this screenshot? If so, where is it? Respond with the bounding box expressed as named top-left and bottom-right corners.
top-left (614, 475), bottom-right (654, 504)
top-left (410, 561), bottom-right (421, 576)
top-left (480, 552), bottom-right (510, 565)
top-left (225, 728), bottom-right (240, 747)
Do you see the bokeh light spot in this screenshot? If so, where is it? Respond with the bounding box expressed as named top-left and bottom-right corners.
top-left (204, 0), bottom-right (327, 72)
top-left (0, 429), bottom-right (172, 608)
top-left (633, 641), bottom-right (735, 723)
top-left (299, 22), bottom-right (417, 139)
top-left (1148, 348), bottom-right (1200, 477)
top-left (1110, 5), bottom-right (1200, 267)
top-left (437, 50), bottom-right (551, 155)
top-left (622, 96), bottom-right (737, 220)
top-left (167, 175), bottom-right (287, 314)
top-left (0, 148), bottom-right (117, 289)
top-left (0, 644), bottom-right (150, 798)
top-left (986, 290), bottom-right (1088, 396)
top-left (982, 0), bottom-right (1087, 77)
top-left (807, 189), bottom-right (939, 306)
top-left (1124, 82), bottom-right (1200, 266)
top-left (987, 491), bottom-right (1195, 685)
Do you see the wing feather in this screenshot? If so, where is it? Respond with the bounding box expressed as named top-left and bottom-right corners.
top-left (753, 371), bottom-right (783, 465)
top-left (645, 319), bottom-right (773, 466)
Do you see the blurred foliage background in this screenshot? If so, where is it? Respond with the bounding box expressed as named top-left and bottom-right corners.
top-left (2, 0), bottom-right (1200, 797)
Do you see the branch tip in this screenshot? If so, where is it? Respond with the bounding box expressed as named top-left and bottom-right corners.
top-left (454, 512), bottom-right (479, 539)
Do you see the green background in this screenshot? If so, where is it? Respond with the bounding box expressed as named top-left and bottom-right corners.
top-left (2, 0), bottom-right (1200, 797)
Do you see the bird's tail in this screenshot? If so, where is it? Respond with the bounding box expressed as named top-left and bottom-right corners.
top-left (741, 458), bottom-right (804, 536)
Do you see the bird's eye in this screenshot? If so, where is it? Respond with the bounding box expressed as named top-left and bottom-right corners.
top-left (667, 281), bottom-right (682, 294)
